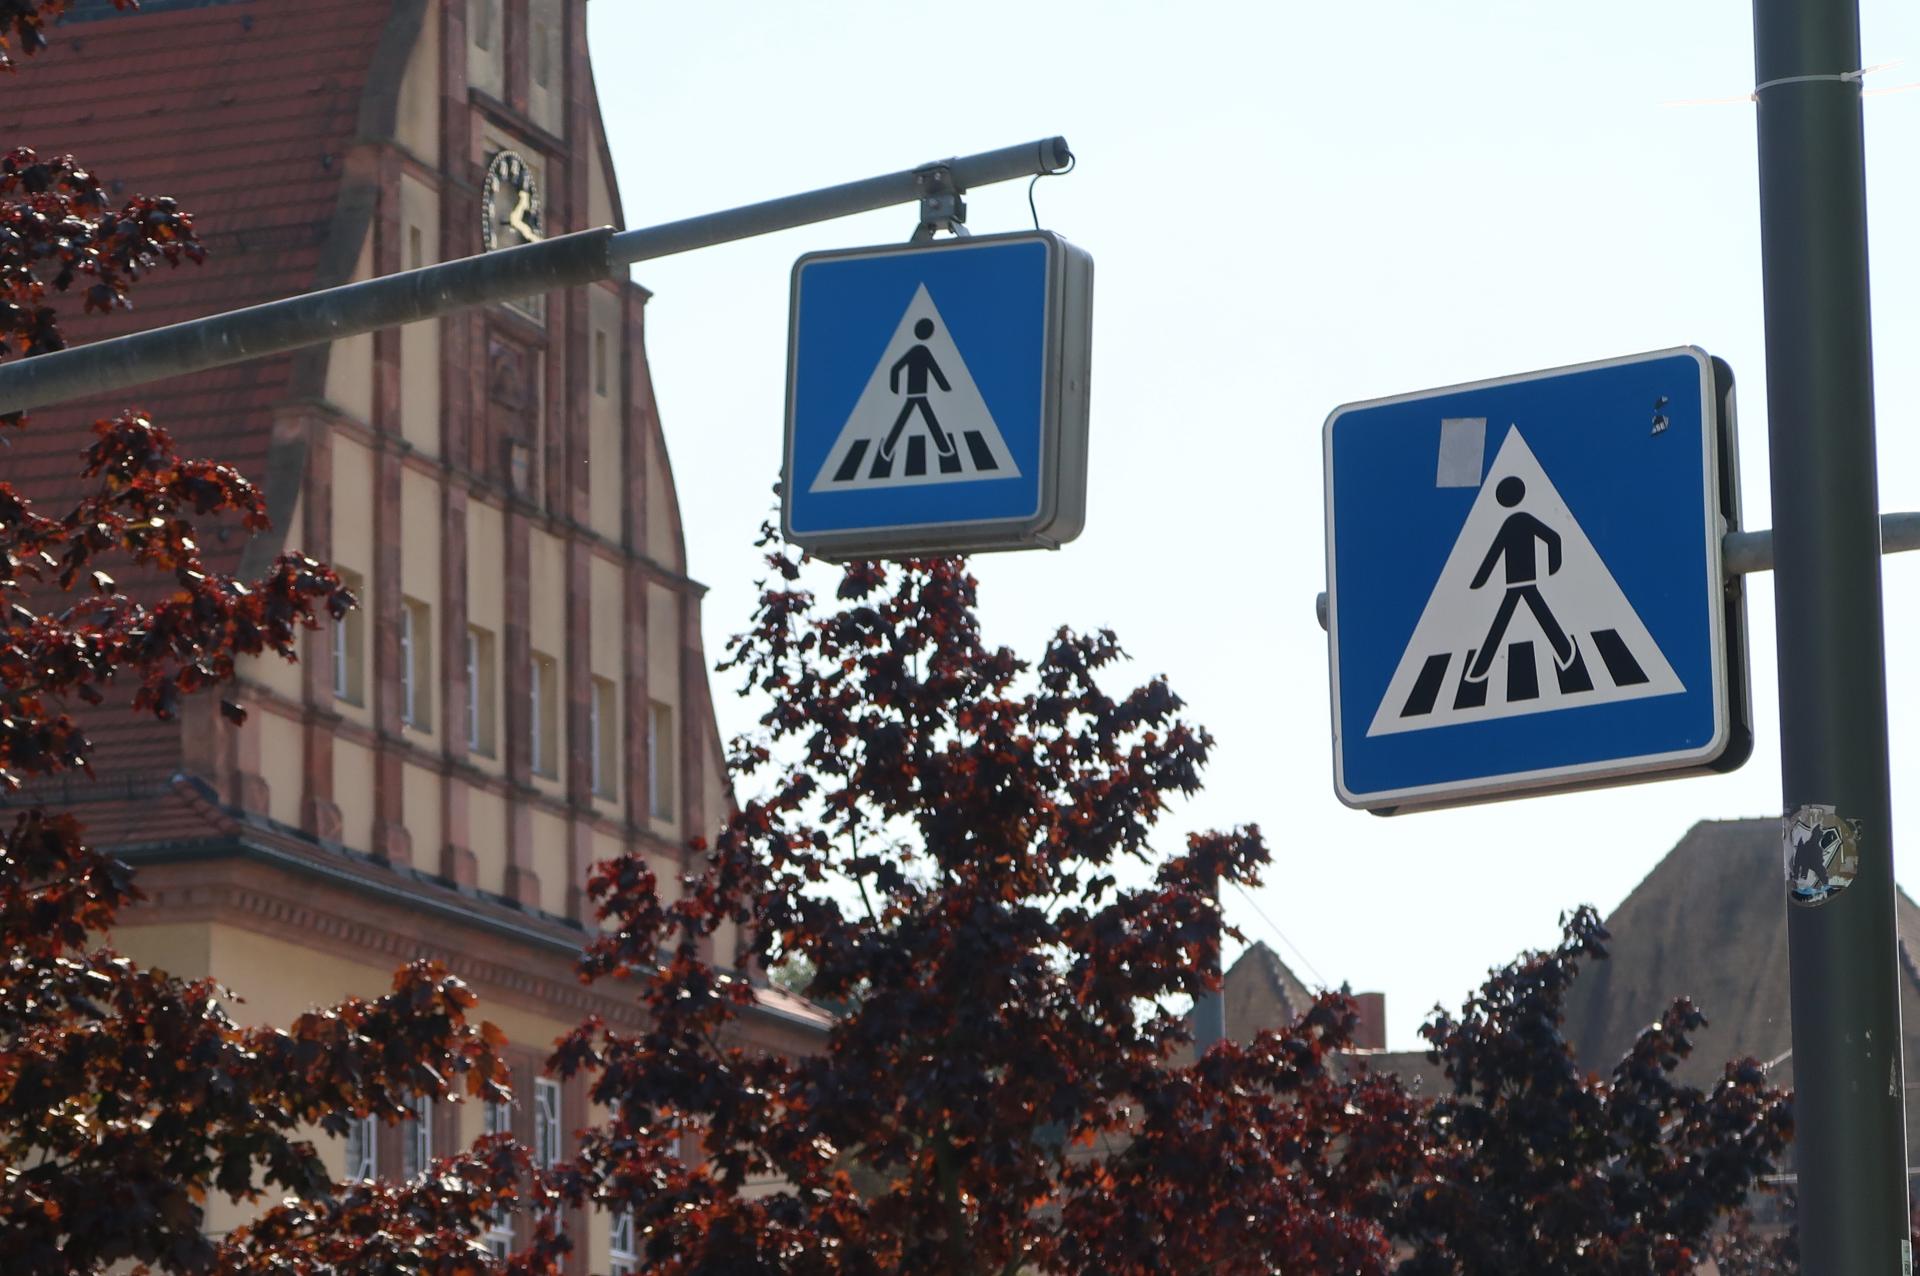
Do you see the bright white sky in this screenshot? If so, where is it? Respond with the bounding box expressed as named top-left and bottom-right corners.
top-left (587, 0), bottom-right (1920, 1050)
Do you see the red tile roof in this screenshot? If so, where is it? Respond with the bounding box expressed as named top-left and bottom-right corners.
top-left (4, 0), bottom-right (390, 500)
top-left (3, 0), bottom-right (393, 797)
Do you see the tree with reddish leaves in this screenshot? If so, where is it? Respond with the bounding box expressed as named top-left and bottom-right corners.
top-left (544, 535), bottom-right (1796, 1276)
top-left (0, 5), bottom-right (544, 1272)
top-left (1387, 907), bottom-right (1795, 1274)
top-left (547, 540), bottom-right (1425, 1275)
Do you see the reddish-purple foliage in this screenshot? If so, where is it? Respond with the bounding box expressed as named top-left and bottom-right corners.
top-left (0, 8), bottom-right (534, 1272)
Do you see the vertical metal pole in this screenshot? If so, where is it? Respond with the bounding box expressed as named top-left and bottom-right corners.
top-left (1193, 873), bottom-right (1226, 1055)
top-left (1752, 1), bottom-right (1911, 1269)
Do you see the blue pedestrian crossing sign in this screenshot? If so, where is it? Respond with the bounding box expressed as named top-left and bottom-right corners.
top-left (784, 230), bottom-right (1093, 558)
top-left (1323, 347), bottom-right (1751, 812)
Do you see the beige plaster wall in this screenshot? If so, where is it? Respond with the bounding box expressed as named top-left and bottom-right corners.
top-left (467, 0), bottom-right (504, 98)
top-left (398, 174), bottom-right (443, 457)
top-left (586, 123), bottom-right (615, 229)
top-left (644, 430), bottom-right (678, 570)
top-left (395, 0), bottom-right (440, 165)
top-left (242, 496), bottom-right (305, 702)
top-left (335, 738), bottom-right (376, 853)
top-left (526, 0), bottom-right (564, 136)
top-left (404, 762), bottom-right (443, 871)
top-left (240, 644), bottom-right (302, 703)
top-left (587, 287), bottom-right (623, 541)
top-left (528, 528), bottom-right (566, 666)
top-left (323, 235), bottom-right (375, 425)
top-left (331, 436), bottom-right (375, 581)
top-left (531, 807), bottom-right (567, 917)
top-left (116, 922), bottom-right (213, 984)
top-left (280, 490), bottom-right (310, 562)
top-left (469, 786), bottom-right (507, 896)
top-left (260, 709), bottom-right (304, 829)
top-left (587, 556), bottom-right (621, 685)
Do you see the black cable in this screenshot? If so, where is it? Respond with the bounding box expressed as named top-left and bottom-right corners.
top-left (1028, 148), bottom-right (1077, 228)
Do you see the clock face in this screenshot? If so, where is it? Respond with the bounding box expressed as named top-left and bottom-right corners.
top-left (480, 149), bottom-right (543, 251)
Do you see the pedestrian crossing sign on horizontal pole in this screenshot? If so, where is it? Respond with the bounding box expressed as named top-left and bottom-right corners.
top-left (1323, 347), bottom-right (1752, 812)
top-left (783, 230), bottom-right (1093, 558)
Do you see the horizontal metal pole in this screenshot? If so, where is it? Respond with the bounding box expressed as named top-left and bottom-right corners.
top-left (609, 137), bottom-right (1073, 267)
top-left (0, 228), bottom-right (617, 420)
top-left (1313, 511), bottom-right (1920, 630)
top-left (0, 137), bottom-right (1073, 419)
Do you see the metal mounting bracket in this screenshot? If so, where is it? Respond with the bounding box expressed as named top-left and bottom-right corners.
top-left (911, 163), bottom-right (972, 244)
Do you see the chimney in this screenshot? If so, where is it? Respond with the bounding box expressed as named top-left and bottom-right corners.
top-left (1352, 992), bottom-right (1387, 1051)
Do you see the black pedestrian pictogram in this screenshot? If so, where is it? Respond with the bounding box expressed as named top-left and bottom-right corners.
top-left (1464, 477), bottom-right (1575, 682)
top-left (1392, 499), bottom-right (1657, 715)
top-left (880, 318), bottom-right (956, 464)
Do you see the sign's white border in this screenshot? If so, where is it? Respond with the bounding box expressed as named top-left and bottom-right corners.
top-left (1323, 346), bottom-right (1731, 811)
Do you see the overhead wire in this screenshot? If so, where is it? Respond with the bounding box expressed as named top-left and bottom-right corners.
top-left (1227, 879), bottom-right (1330, 989)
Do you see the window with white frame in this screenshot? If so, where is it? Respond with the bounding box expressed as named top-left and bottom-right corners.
top-left (401, 1095), bottom-right (432, 1180)
top-left (609, 1208), bottom-right (638, 1276)
top-left (345, 1113), bottom-right (377, 1181)
top-left (467, 626), bottom-right (498, 757)
top-left (399, 597), bottom-right (433, 731)
top-left (530, 651), bottom-right (559, 778)
top-left (482, 1094), bottom-right (515, 1255)
top-left (332, 568), bottom-right (366, 706)
top-left (533, 1078), bottom-right (563, 1167)
top-left (589, 676), bottom-right (618, 801)
top-left (484, 1095), bottom-right (513, 1139)
top-left (647, 700), bottom-right (674, 820)
top-left (484, 1211), bottom-right (514, 1260)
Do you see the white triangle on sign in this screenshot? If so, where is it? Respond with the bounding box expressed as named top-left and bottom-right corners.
top-left (808, 283), bottom-right (1021, 493)
top-left (1366, 426), bottom-right (1683, 738)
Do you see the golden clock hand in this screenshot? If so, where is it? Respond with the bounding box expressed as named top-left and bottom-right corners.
top-left (508, 188), bottom-right (543, 242)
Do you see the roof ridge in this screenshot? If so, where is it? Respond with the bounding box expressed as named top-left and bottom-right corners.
top-left (1602, 815), bottom-right (1777, 926)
